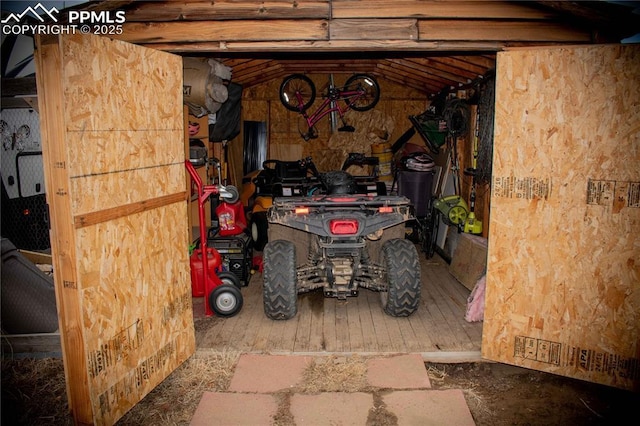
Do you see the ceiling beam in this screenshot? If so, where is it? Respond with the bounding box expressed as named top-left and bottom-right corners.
top-left (331, 0), bottom-right (559, 19)
top-left (122, 1), bottom-right (330, 21)
top-left (114, 20), bottom-right (329, 44)
top-left (137, 40), bottom-right (508, 53)
top-left (113, 17), bottom-right (591, 46)
top-left (418, 20), bottom-right (592, 42)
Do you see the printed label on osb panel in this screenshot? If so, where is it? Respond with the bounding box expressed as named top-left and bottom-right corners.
top-left (96, 340), bottom-right (178, 421)
top-left (514, 336), bottom-right (639, 381)
top-left (587, 179), bottom-right (640, 213)
top-left (86, 293), bottom-right (191, 380)
top-left (87, 319), bottom-right (145, 379)
top-left (161, 291), bottom-right (192, 324)
top-left (493, 176), bottom-right (552, 200)
top-left (86, 291), bottom-right (193, 424)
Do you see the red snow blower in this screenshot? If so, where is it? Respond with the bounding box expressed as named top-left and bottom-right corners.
top-left (185, 160), bottom-right (243, 317)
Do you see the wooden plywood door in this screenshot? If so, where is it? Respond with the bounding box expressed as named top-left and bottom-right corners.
top-left (483, 44), bottom-right (639, 390)
top-left (35, 33), bottom-right (194, 424)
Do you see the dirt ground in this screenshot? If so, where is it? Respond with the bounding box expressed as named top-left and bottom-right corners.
top-left (2, 353), bottom-right (637, 426)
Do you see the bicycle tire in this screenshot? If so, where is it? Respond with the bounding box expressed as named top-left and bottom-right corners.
top-left (279, 74), bottom-right (316, 112)
top-left (343, 74), bottom-right (380, 112)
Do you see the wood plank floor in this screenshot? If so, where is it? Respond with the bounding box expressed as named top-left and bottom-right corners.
top-left (194, 253), bottom-right (484, 362)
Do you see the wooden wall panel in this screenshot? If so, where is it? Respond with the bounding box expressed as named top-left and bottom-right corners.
top-left (35, 33), bottom-right (194, 425)
top-left (482, 44), bottom-right (640, 390)
top-left (61, 37), bottom-right (183, 132)
top-left (76, 203), bottom-right (193, 419)
top-left (68, 130), bottom-right (181, 178)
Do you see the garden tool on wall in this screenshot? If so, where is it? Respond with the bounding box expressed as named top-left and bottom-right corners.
top-left (463, 105), bottom-right (483, 235)
top-left (431, 98), bottom-right (471, 232)
top-left (434, 195), bottom-right (469, 229)
top-left (463, 184), bottom-right (482, 234)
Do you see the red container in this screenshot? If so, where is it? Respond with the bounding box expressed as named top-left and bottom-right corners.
top-left (216, 201), bottom-right (247, 237)
top-left (190, 247), bottom-right (222, 297)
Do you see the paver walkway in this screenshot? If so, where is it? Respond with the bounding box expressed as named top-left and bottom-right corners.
top-left (190, 353), bottom-right (475, 425)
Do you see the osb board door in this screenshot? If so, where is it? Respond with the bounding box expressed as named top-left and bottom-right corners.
top-left (482, 44), bottom-right (639, 391)
top-left (34, 33), bottom-right (194, 424)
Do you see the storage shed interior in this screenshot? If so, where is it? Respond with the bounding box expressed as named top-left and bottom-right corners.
top-left (1, 2), bottom-right (639, 424)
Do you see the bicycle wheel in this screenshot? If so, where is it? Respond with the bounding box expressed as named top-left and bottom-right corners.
top-left (279, 74), bottom-right (316, 112)
top-left (343, 74), bottom-right (380, 112)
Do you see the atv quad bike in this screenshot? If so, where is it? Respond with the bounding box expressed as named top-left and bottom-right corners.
top-left (262, 169), bottom-right (421, 320)
top-left (246, 154), bottom-right (387, 251)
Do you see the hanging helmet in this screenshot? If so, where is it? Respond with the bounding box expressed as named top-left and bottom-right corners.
top-left (321, 171), bottom-right (357, 194)
top-left (188, 121), bottom-right (200, 136)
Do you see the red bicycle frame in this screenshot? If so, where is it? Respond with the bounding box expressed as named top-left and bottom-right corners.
top-left (280, 73), bottom-right (380, 140)
top-left (296, 86), bottom-right (366, 130)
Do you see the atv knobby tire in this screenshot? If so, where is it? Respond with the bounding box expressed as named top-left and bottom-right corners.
top-left (380, 238), bottom-right (421, 317)
top-left (263, 240), bottom-right (298, 319)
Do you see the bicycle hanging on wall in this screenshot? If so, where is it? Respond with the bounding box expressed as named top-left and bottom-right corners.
top-left (279, 73), bottom-right (380, 141)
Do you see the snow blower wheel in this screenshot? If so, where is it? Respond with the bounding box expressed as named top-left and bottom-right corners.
top-left (209, 283), bottom-right (243, 317)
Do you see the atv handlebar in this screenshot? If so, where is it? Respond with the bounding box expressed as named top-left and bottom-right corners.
top-left (342, 153), bottom-right (379, 171)
top-left (262, 156), bottom-right (319, 179)
top-left (298, 156), bottom-right (320, 177)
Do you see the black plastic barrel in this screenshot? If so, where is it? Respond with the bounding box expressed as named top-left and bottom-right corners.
top-left (397, 171), bottom-right (435, 217)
